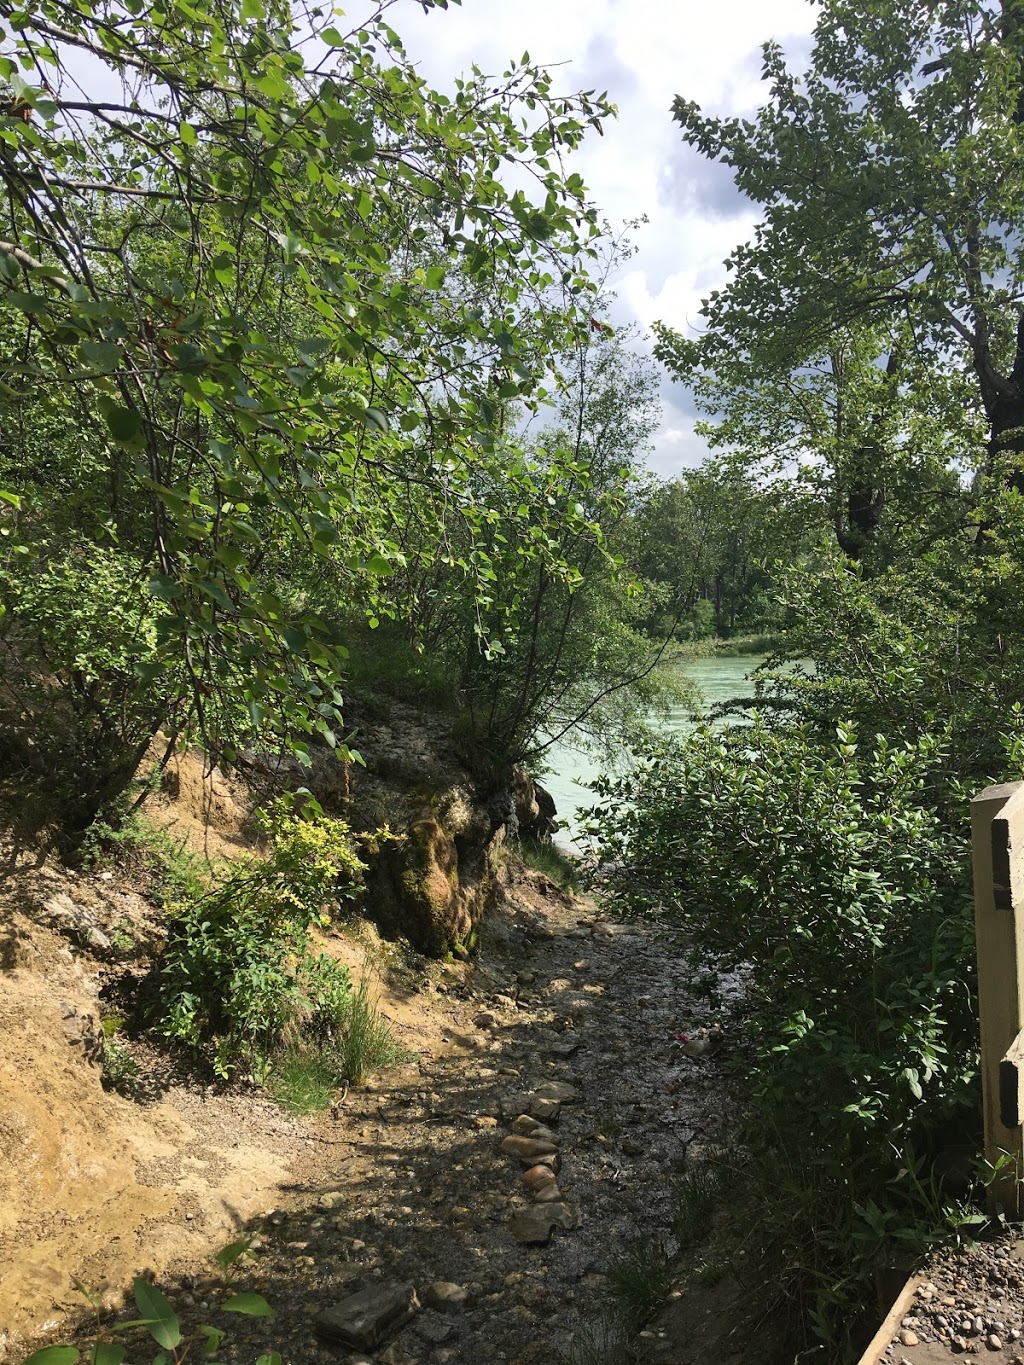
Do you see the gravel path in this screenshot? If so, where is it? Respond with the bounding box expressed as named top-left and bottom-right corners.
top-left (131, 874), bottom-right (739, 1365)
top-left (879, 1238), bottom-right (1024, 1365)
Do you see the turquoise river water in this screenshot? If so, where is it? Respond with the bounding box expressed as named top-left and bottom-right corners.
top-left (540, 653), bottom-right (767, 849)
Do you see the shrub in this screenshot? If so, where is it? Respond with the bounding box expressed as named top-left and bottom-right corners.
top-left (585, 718), bottom-right (978, 1354)
top-left (155, 800), bottom-right (362, 1077)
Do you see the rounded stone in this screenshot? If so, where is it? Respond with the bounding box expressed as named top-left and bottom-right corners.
top-left (523, 1165), bottom-right (557, 1191)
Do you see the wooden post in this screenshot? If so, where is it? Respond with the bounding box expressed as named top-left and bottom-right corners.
top-left (972, 780), bottom-right (1024, 1216)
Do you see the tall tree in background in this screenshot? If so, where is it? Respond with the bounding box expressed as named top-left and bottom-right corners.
top-left (659, 0), bottom-right (1024, 527)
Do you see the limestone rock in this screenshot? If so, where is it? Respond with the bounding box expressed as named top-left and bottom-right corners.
top-left (501, 1135), bottom-right (559, 1162)
top-left (509, 1203), bottom-right (578, 1245)
top-left (314, 1282), bottom-right (420, 1349)
top-left (500, 1092), bottom-right (561, 1122)
top-left (423, 1282), bottom-right (470, 1312)
top-left (511, 1114), bottom-right (542, 1135)
top-left (532, 1080), bottom-right (580, 1104)
top-left (523, 1165), bottom-right (557, 1191)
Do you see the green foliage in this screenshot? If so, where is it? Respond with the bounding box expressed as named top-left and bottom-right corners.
top-left (22, 1251), bottom-right (275, 1365)
top-left (517, 837), bottom-right (581, 892)
top-left (585, 717), bottom-right (979, 1353)
top-left (658, 1), bottom-right (1024, 553)
top-left (100, 1034), bottom-right (144, 1100)
top-left (155, 801), bottom-right (361, 1075)
top-left (630, 460), bottom-right (806, 640)
top-left (0, 0), bottom-right (616, 830)
top-left (0, 540), bottom-right (173, 837)
top-left (267, 1049), bottom-right (345, 1116)
top-left (754, 545), bottom-right (1024, 804)
top-left (82, 805), bottom-right (207, 907)
top-left (334, 973), bottom-right (410, 1087)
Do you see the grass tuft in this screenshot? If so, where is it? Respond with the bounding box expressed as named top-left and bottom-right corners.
top-left (565, 1313), bottom-right (648, 1365)
top-left (518, 837), bottom-right (581, 891)
top-left (269, 1049), bottom-right (345, 1115)
top-left (605, 1243), bottom-right (672, 1327)
top-left (675, 1163), bottom-right (725, 1246)
top-left (337, 973), bottom-right (410, 1085)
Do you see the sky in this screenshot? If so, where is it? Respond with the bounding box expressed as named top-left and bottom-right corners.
top-left (346, 0), bottom-right (818, 475)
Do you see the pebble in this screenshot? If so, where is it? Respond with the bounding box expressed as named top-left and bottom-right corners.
top-left (423, 1283), bottom-right (470, 1312)
top-left (899, 1330), bottom-right (919, 1347)
top-left (523, 1165), bottom-right (557, 1191)
top-left (988, 1335), bottom-right (1003, 1351)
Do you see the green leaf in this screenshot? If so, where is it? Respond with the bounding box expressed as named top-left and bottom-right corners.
top-left (147, 575), bottom-right (183, 601)
top-left (221, 1293), bottom-right (274, 1318)
top-left (80, 340), bottom-right (122, 371)
top-left (7, 290), bottom-right (49, 316)
top-left (90, 1345), bottom-right (127, 1365)
top-left (364, 407), bottom-right (389, 432)
top-left (196, 1325), bottom-right (225, 1357)
top-left (103, 405), bottom-right (143, 443)
top-left (365, 553), bottom-right (393, 577)
top-left (134, 1279), bottom-right (181, 1351)
top-left (23, 1350), bottom-right (79, 1365)
top-left (255, 1354), bottom-right (282, 1365)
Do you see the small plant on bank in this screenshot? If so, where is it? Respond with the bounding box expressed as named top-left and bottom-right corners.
top-left (81, 801), bottom-right (207, 907)
top-left (23, 1243), bottom-right (276, 1365)
top-left (155, 798), bottom-right (364, 1078)
top-left (100, 1033), bottom-right (144, 1099)
top-left (518, 837), bottom-right (581, 891)
top-left (336, 973), bottom-right (410, 1086)
top-left (605, 1243), bottom-right (673, 1327)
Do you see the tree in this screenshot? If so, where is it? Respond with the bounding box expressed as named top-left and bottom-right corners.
top-left (629, 459), bottom-right (810, 636)
top-left (0, 0), bottom-right (613, 832)
top-left (658, 0), bottom-right (1024, 517)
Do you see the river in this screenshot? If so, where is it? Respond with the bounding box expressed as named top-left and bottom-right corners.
top-left (541, 652), bottom-right (767, 849)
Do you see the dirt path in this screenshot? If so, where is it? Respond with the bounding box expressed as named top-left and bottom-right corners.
top-left (25, 870), bottom-right (743, 1365)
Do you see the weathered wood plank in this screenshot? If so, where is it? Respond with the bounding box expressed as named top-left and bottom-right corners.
top-left (972, 781), bottom-right (1024, 1216)
top-left (1000, 1028), bottom-right (1024, 1130)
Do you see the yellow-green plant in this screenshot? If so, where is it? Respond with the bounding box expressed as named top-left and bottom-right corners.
top-left (155, 800), bottom-right (361, 1076)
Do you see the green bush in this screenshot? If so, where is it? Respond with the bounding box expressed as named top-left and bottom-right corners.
top-left (586, 719), bottom-right (978, 1354)
top-left (155, 801), bottom-right (362, 1077)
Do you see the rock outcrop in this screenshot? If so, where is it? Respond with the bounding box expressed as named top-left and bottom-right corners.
top-left (246, 702), bottom-right (555, 957)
